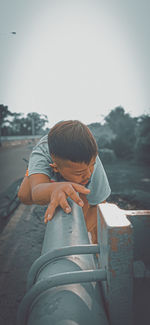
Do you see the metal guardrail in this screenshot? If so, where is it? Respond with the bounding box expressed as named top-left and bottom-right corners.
top-left (27, 244), bottom-right (100, 290)
top-left (17, 202), bottom-right (109, 325)
top-left (17, 202), bottom-right (150, 325)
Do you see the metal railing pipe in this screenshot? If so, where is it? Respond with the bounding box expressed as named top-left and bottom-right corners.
top-left (27, 244), bottom-right (100, 290)
top-left (17, 201), bottom-right (109, 325)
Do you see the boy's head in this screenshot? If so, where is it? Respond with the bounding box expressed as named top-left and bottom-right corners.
top-left (48, 120), bottom-right (98, 185)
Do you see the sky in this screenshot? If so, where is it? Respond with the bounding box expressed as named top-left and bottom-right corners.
top-left (0, 0), bottom-right (150, 128)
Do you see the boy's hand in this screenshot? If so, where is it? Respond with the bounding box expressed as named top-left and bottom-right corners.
top-left (44, 182), bottom-right (90, 223)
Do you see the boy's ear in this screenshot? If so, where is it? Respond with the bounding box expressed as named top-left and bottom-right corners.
top-left (49, 163), bottom-right (59, 173)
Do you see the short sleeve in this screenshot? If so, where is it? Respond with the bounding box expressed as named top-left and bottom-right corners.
top-left (28, 135), bottom-right (53, 178)
top-left (86, 155), bottom-right (111, 205)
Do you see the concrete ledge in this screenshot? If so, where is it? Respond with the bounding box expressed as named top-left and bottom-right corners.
top-left (98, 203), bottom-right (133, 325)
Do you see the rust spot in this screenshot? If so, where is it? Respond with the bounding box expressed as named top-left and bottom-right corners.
top-left (117, 227), bottom-right (132, 235)
top-left (110, 236), bottom-right (119, 251)
top-left (127, 237), bottom-right (132, 244)
top-left (99, 211), bottom-right (107, 242)
top-left (110, 268), bottom-right (116, 277)
top-left (99, 212), bottom-right (106, 231)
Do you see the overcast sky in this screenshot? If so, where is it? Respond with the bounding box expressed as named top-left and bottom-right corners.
top-left (0, 0), bottom-right (150, 127)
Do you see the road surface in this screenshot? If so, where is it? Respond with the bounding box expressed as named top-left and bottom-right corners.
top-left (0, 204), bottom-right (46, 325)
top-left (0, 144), bottom-right (33, 194)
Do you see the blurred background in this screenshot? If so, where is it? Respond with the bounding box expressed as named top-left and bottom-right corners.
top-left (0, 0), bottom-right (150, 209)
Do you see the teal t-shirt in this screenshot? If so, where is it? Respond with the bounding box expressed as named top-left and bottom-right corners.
top-left (28, 135), bottom-right (111, 205)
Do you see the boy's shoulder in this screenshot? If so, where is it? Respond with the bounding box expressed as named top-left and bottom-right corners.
top-left (33, 134), bottom-right (49, 153)
top-left (28, 134), bottom-right (54, 177)
top-left (31, 134), bottom-right (51, 163)
top-left (35, 134), bottom-right (48, 147)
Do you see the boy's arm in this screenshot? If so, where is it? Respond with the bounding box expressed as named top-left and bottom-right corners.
top-left (18, 173), bottom-right (51, 204)
top-left (80, 193), bottom-right (106, 219)
top-left (29, 173), bottom-right (54, 205)
top-left (84, 203), bottom-right (106, 244)
top-left (18, 176), bottom-right (33, 204)
top-left (19, 173), bottom-right (90, 222)
top-left (80, 193), bottom-right (106, 244)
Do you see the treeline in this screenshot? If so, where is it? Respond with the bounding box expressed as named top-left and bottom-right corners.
top-left (0, 104), bottom-right (150, 163)
top-left (88, 107), bottom-right (150, 164)
top-left (0, 104), bottom-right (49, 137)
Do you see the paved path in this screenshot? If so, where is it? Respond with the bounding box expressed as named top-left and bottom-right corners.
top-left (0, 204), bottom-right (46, 325)
top-left (0, 144), bottom-right (33, 194)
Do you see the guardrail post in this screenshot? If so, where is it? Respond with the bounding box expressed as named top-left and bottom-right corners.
top-left (98, 203), bottom-right (134, 325)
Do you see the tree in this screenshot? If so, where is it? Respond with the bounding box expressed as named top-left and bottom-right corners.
top-left (104, 106), bottom-right (137, 158)
top-left (88, 122), bottom-right (115, 149)
top-left (88, 122), bottom-right (102, 143)
top-left (96, 125), bottom-right (116, 149)
top-left (7, 112), bottom-right (49, 135)
top-left (0, 104), bottom-right (13, 145)
top-left (0, 106), bottom-right (49, 137)
top-left (135, 114), bottom-right (150, 163)
top-left (26, 112), bottom-right (48, 135)
top-left (9, 113), bottom-right (25, 135)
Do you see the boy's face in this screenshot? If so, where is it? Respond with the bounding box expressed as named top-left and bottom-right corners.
top-left (50, 156), bottom-right (96, 185)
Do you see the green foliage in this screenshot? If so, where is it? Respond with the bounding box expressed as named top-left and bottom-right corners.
top-left (88, 122), bottom-right (102, 143)
top-left (1, 104), bottom-right (149, 164)
top-left (0, 107), bottom-right (49, 136)
top-left (88, 123), bottom-right (115, 149)
top-left (135, 115), bottom-right (150, 163)
top-left (98, 148), bottom-right (116, 164)
top-left (97, 125), bottom-right (116, 149)
top-left (26, 112), bottom-right (48, 135)
top-left (0, 104), bottom-right (14, 144)
top-left (104, 106), bottom-right (137, 158)
top-left (0, 104), bottom-right (13, 127)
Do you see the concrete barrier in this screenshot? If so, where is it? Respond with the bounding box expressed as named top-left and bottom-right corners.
top-left (98, 203), bottom-right (133, 325)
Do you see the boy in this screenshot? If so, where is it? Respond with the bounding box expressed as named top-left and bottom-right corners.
top-left (18, 120), bottom-right (111, 243)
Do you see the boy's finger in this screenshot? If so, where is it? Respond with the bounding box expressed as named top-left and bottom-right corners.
top-left (44, 200), bottom-right (57, 223)
top-left (59, 193), bottom-right (72, 213)
top-left (44, 207), bottom-right (49, 223)
top-left (65, 186), bottom-right (84, 207)
top-left (72, 183), bottom-right (90, 194)
top-left (44, 207), bottom-right (52, 223)
top-left (60, 201), bottom-right (72, 214)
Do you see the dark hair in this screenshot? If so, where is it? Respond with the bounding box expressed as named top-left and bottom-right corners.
top-left (48, 120), bottom-right (98, 163)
